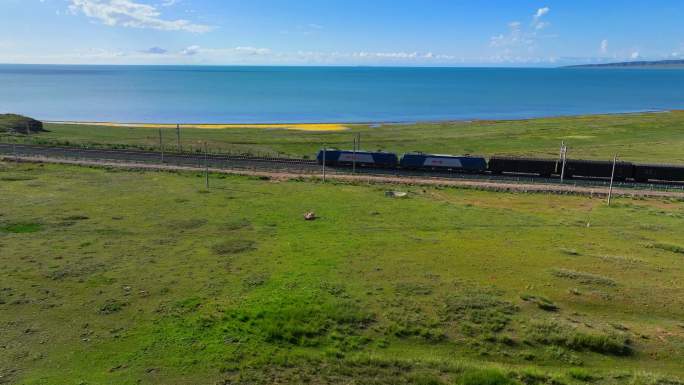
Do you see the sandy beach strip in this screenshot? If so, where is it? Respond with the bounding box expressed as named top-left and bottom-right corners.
top-left (48, 121), bottom-right (350, 132)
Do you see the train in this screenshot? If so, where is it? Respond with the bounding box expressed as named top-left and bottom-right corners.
top-left (316, 149), bottom-right (684, 183)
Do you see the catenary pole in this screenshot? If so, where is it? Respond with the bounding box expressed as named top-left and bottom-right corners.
top-left (557, 140), bottom-right (565, 174)
top-left (560, 145), bottom-right (568, 183)
top-left (176, 124), bottom-right (181, 152)
top-left (159, 128), bottom-right (164, 163)
top-left (204, 141), bottom-right (209, 189)
top-left (607, 154), bottom-right (618, 206)
top-left (322, 145), bottom-right (327, 183)
top-left (352, 135), bottom-right (357, 174)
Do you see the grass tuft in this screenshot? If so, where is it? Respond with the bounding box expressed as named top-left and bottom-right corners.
top-left (0, 222), bottom-right (43, 233)
top-left (568, 368), bottom-right (598, 382)
top-left (212, 239), bottom-right (256, 255)
top-left (650, 243), bottom-right (684, 255)
top-left (551, 269), bottom-right (616, 286)
top-left (456, 369), bottom-right (518, 385)
top-left (526, 321), bottom-right (632, 356)
top-left (443, 290), bottom-right (518, 335)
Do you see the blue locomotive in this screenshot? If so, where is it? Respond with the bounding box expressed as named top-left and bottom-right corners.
top-left (400, 153), bottom-right (487, 172)
top-left (317, 149), bottom-right (399, 168)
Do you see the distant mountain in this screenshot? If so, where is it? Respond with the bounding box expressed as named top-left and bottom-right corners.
top-left (566, 59), bottom-right (684, 68)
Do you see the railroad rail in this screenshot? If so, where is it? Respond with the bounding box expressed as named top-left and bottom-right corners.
top-left (2, 143), bottom-right (684, 194)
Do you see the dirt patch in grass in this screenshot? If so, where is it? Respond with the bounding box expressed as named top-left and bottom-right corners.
top-left (166, 219), bottom-right (208, 231)
top-left (99, 299), bottom-right (128, 315)
top-left (395, 282), bottom-right (433, 296)
top-left (62, 214), bottom-right (89, 221)
top-left (222, 218), bottom-right (252, 231)
top-left (46, 262), bottom-right (105, 281)
top-left (520, 294), bottom-right (559, 312)
top-left (551, 269), bottom-right (616, 287)
top-left (212, 239), bottom-right (256, 255)
top-left (0, 175), bottom-right (37, 181)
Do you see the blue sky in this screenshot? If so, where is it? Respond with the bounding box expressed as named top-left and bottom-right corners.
top-left (1, 0), bottom-right (683, 66)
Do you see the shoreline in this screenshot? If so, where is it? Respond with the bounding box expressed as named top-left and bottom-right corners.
top-left (44, 109), bottom-right (679, 131)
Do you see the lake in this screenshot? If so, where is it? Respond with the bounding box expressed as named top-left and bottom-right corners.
top-left (1, 65), bottom-right (683, 123)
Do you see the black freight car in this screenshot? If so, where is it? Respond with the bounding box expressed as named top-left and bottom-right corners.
top-left (488, 156), bottom-right (559, 177)
top-left (633, 163), bottom-right (684, 182)
top-left (564, 159), bottom-right (634, 180)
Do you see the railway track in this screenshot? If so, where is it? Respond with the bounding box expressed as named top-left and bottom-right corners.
top-left (2, 143), bottom-right (684, 194)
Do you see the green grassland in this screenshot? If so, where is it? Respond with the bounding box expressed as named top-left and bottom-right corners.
top-left (1, 161), bottom-right (684, 384)
top-left (3, 111), bottom-right (684, 163)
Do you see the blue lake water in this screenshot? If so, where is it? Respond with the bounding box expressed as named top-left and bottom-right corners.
top-left (1, 64), bottom-right (683, 123)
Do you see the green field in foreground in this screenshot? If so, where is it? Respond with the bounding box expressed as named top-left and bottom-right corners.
top-left (2, 111), bottom-right (684, 163)
top-left (1, 162), bottom-right (684, 385)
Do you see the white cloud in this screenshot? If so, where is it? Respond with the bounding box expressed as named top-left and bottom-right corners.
top-left (142, 46), bottom-right (167, 54)
top-left (631, 51), bottom-right (640, 59)
top-left (180, 45), bottom-right (201, 55)
top-left (234, 46), bottom-right (272, 55)
top-left (280, 23), bottom-right (325, 36)
top-left (68, 0), bottom-right (212, 33)
top-left (532, 7), bottom-right (551, 30)
top-left (600, 39), bottom-right (609, 54)
top-left (490, 20), bottom-right (533, 48)
top-left (534, 7), bottom-right (550, 20)
top-left (490, 7), bottom-right (553, 52)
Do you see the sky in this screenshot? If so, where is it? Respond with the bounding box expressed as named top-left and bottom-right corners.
top-left (1, 0), bottom-right (683, 66)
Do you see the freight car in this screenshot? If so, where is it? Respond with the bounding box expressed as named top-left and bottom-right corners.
top-left (564, 159), bottom-right (634, 180)
top-left (400, 153), bottom-right (487, 172)
top-left (315, 149), bottom-right (684, 184)
top-left (317, 149), bottom-right (399, 168)
top-left (633, 163), bottom-right (684, 182)
top-left (488, 156), bottom-right (559, 177)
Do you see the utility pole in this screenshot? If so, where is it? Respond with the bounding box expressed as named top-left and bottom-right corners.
top-left (204, 141), bottom-right (209, 189)
top-left (176, 124), bottom-right (181, 153)
top-left (322, 145), bottom-right (327, 183)
top-left (557, 140), bottom-right (565, 174)
top-left (560, 144), bottom-right (568, 183)
top-left (607, 154), bottom-right (618, 206)
top-left (159, 128), bottom-right (164, 163)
